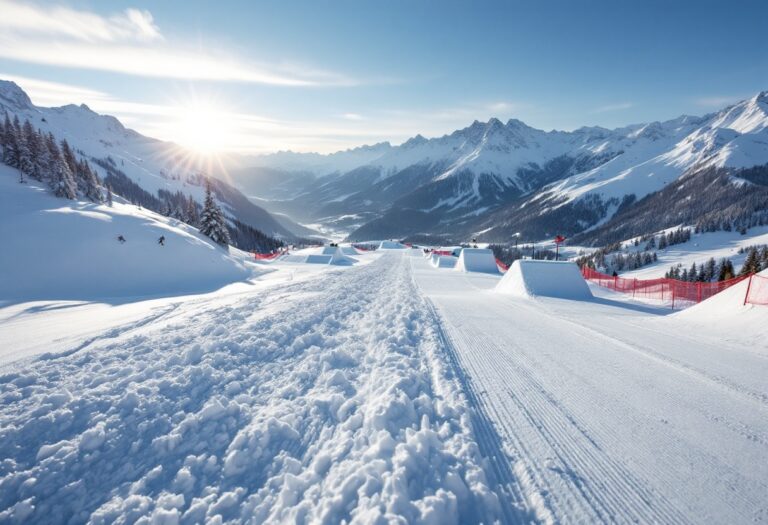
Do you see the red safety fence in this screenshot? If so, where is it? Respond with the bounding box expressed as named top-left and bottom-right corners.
top-left (432, 250), bottom-right (453, 256)
top-left (496, 258), bottom-right (509, 272)
top-left (581, 267), bottom-right (753, 308)
top-left (743, 273), bottom-right (768, 306)
top-left (253, 250), bottom-right (286, 260)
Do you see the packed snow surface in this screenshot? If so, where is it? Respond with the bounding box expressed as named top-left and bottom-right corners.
top-left (454, 249), bottom-right (499, 274)
top-left (496, 260), bottom-right (593, 300)
top-left (1, 251), bottom-right (766, 523)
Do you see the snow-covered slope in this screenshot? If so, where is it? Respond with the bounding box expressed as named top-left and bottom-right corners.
top-left (0, 80), bottom-right (300, 240)
top-left (0, 165), bottom-right (252, 301)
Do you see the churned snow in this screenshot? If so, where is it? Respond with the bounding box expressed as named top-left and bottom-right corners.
top-left (0, 254), bottom-right (503, 524)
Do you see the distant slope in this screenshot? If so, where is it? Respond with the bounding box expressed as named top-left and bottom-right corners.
top-left (0, 165), bottom-right (252, 301)
top-left (570, 164), bottom-right (768, 246)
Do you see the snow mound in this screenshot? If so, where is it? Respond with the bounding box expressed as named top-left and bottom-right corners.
top-left (675, 268), bottom-right (767, 323)
top-left (430, 254), bottom-right (458, 268)
top-left (0, 167), bottom-right (250, 302)
top-left (454, 248), bottom-right (499, 274)
top-left (339, 245), bottom-right (360, 256)
top-left (280, 246), bottom-right (356, 265)
top-left (378, 240), bottom-right (408, 250)
top-left (496, 260), bottom-right (593, 300)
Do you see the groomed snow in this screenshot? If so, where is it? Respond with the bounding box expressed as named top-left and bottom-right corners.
top-left (496, 260), bottom-right (593, 300)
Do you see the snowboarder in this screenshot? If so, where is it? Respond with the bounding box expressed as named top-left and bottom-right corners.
top-left (158, 235), bottom-right (165, 246)
top-left (117, 235), bottom-right (126, 243)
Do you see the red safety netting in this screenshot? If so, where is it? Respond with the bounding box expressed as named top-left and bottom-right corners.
top-left (496, 258), bottom-right (509, 272)
top-left (432, 250), bottom-right (453, 256)
top-left (744, 273), bottom-right (768, 306)
top-left (254, 251), bottom-right (285, 260)
top-left (581, 267), bottom-right (751, 308)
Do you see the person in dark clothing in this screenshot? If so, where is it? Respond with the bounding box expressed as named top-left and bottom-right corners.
top-left (612, 270), bottom-right (618, 277)
top-left (158, 235), bottom-right (165, 246)
top-left (117, 235), bottom-right (126, 243)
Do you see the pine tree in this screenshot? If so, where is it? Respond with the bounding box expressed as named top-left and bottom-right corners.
top-left (106, 185), bottom-right (114, 207)
top-left (46, 134), bottom-right (76, 199)
top-left (2, 114), bottom-right (19, 167)
top-left (186, 195), bottom-right (199, 226)
top-left (76, 159), bottom-right (103, 202)
top-left (199, 180), bottom-right (230, 246)
top-left (18, 120), bottom-right (36, 176)
top-left (60, 139), bottom-right (78, 177)
top-left (740, 248), bottom-right (760, 275)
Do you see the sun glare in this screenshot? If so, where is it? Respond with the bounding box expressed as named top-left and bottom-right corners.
top-left (174, 101), bottom-right (232, 155)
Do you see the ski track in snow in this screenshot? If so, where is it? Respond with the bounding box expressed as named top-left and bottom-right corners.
top-left (0, 254), bottom-right (504, 524)
top-left (411, 255), bottom-right (768, 524)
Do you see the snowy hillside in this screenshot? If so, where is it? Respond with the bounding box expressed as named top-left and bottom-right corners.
top-left (0, 164), bottom-right (253, 302)
top-left (0, 80), bottom-right (303, 241)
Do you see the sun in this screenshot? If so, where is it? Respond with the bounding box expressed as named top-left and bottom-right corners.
top-left (174, 100), bottom-right (232, 155)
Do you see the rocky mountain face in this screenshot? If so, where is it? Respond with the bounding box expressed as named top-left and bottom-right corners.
top-left (241, 92), bottom-right (768, 243)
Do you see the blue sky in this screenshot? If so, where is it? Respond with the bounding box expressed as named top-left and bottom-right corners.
top-left (1, 0), bottom-right (767, 153)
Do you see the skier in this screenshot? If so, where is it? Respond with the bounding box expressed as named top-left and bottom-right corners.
top-left (158, 235), bottom-right (165, 246)
top-left (117, 235), bottom-right (126, 243)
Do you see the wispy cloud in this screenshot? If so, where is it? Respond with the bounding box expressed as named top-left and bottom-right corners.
top-left (0, 1), bottom-right (162, 43)
top-left (693, 95), bottom-right (743, 108)
top-left (592, 102), bottom-right (633, 113)
top-left (341, 113), bottom-right (364, 121)
top-left (0, 0), bottom-right (356, 87)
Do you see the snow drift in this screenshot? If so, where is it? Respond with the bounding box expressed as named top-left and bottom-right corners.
top-left (675, 267), bottom-right (767, 323)
top-left (496, 260), bottom-right (593, 300)
top-left (455, 248), bottom-right (499, 274)
top-left (0, 167), bottom-right (251, 302)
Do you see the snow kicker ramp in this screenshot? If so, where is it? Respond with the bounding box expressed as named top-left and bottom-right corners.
top-left (378, 240), bottom-right (408, 250)
top-left (430, 254), bottom-right (458, 268)
top-left (455, 248), bottom-right (499, 274)
top-left (281, 246), bottom-right (355, 265)
top-left (496, 260), bottom-right (593, 300)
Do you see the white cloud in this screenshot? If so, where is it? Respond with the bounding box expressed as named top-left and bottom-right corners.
top-left (0, 1), bottom-right (161, 43)
top-left (592, 102), bottom-right (633, 113)
top-left (0, 0), bottom-right (355, 87)
top-left (341, 113), bottom-right (364, 120)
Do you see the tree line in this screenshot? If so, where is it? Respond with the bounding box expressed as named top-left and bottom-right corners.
top-left (1, 113), bottom-right (102, 202)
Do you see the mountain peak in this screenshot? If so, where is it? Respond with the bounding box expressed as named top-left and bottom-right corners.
top-left (0, 80), bottom-right (34, 112)
top-left (402, 134), bottom-right (428, 148)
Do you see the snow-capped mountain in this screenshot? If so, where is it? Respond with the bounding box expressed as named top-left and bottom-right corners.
top-left (238, 92), bottom-right (768, 242)
top-left (0, 80), bottom-right (313, 241)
